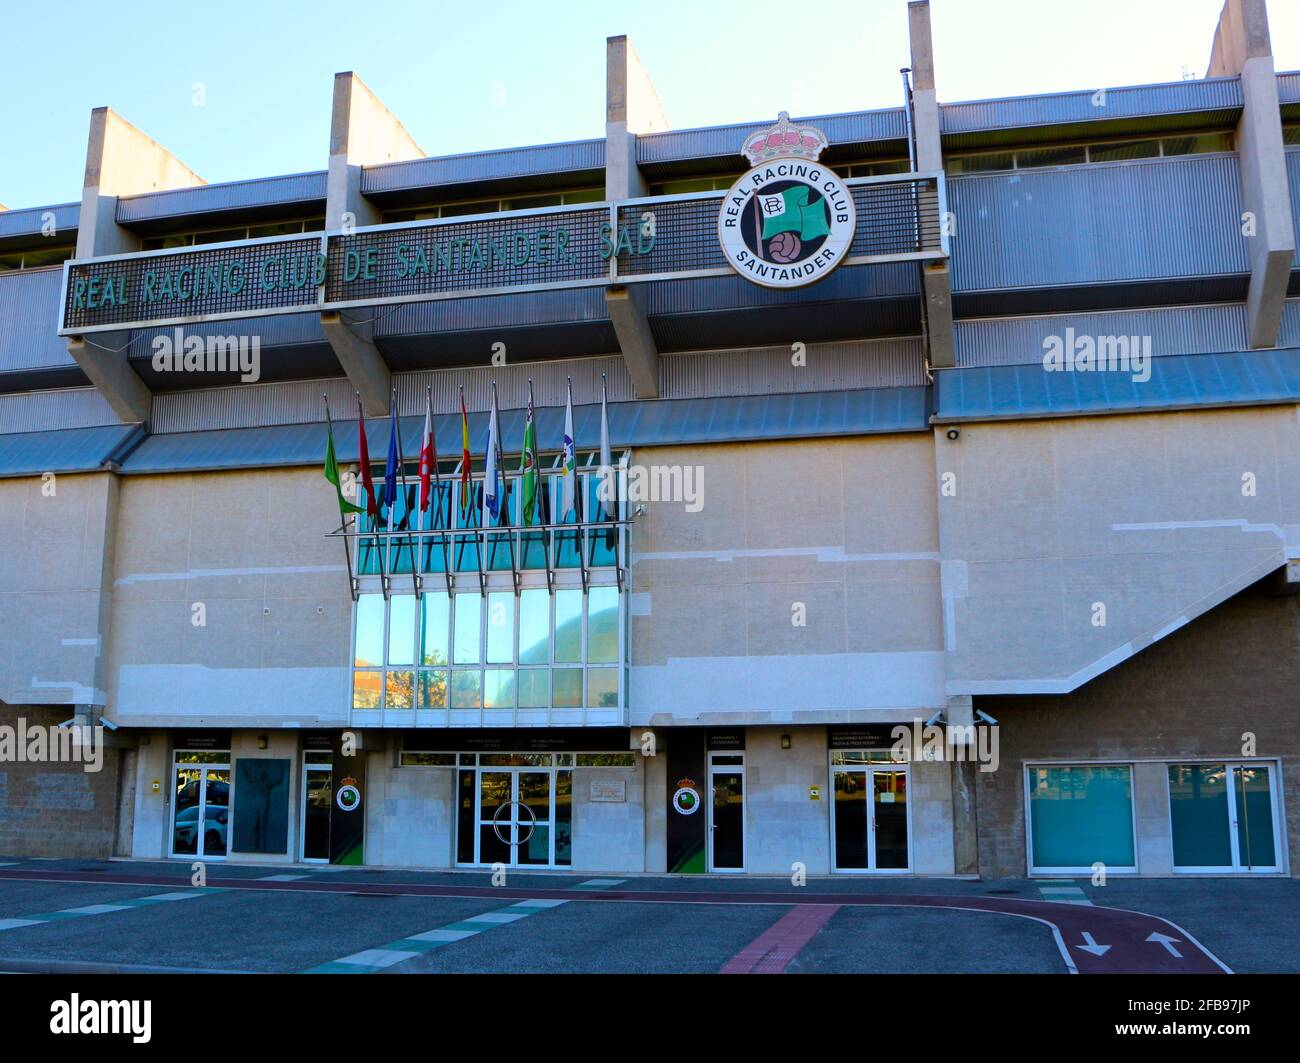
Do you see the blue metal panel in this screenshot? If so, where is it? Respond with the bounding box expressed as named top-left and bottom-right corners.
top-left (640, 263), bottom-right (918, 316)
top-left (940, 77), bottom-right (1243, 136)
top-left (954, 304), bottom-right (1252, 368)
top-left (636, 109), bottom-right (907, 166)
top-left (0, 269), bottom-right (76, 373)
top-left (0, 423), bottom-right (140, 477)
top-left (362, 140), bottom-right (605, 195)
top-left (949, 155), bottom-right (1248, 292)
top-left (933, 348), bottom-right (1300, 422)
top-left (120, 386), bottom-right (930, 474)
top-left (377, 286), bottom-right (608, 336)
top-left (115, 172), bottom-right (327, 225)
top-left (1278, 71), bottom-right (1300, 105)
top-left (0, 203), bottom-right (79, 242)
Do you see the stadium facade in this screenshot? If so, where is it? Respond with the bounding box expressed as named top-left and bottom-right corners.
top-left (0, 0), bottom-right (1297, 879)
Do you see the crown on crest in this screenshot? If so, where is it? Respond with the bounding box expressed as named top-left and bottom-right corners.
top-left (742, 111), bottom-right (829, 166)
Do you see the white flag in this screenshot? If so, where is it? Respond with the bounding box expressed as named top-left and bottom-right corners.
top-left (560, 381), bottom-right (577, 519)
top-left (482, 392), bottom-right (501, 526)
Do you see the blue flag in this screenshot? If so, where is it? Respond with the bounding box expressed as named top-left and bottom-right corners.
top-left (383, 403), bottom-right (400, 520)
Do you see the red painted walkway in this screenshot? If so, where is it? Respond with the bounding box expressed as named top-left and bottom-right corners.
top-left (720, 904), bottom-right (841, 973)
top-left (0, 866), bottom-right (1230, 974)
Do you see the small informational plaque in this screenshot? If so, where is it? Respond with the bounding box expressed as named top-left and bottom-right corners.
top-left (590, 780), bottom-right (627, 803)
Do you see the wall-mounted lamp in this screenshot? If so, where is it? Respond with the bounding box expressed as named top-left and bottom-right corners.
top-left (257, 735), bottom-right (269, 750)
top-left (780, 734), bottom-right (791, 750)
top-left (946, 427), bottom-right (960, 441)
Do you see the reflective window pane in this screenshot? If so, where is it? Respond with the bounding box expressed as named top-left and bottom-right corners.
top-left (451, 669), bottom-right (483, 708)
top-left (388, 595), bottom-right (416, 666)
top-left (354, 594), bottom-right (385, 667)
top-left (453, 594), bottom-right (482, 664)
top-left (386, 670), bottom-right (415, 709)
top-left (486, 592), bottom-right (515, 664)
top-left (1028, 765), bottom-right (1134, 869)
top-left (553, 667), bottom-right (582, 707)
top-left (554, 590), bottom-right (582, 663)
top-left (484, 668), bottom-right (515, 709)
top-left (420, 592), bottom-right (449, 666)
top-left (587, 587), bottom-right (618, 663)
top-left (352, 670), bottom-right (382, 709)
top-left (419, 669), bottom-right (447, 709)
top-left (1168, 764), bottom-right (1231, 867)
top-left (518, 668), bottom-right (548, 708)
top-left (586, 667), bottom-right (618, 707)
top-left (518, 589), bottom-right (550, 664)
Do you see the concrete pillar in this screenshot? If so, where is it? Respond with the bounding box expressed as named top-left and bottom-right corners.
top-left (1207, 0), bottom-right (1295, 349)
top-left (908, 1), bottom-right (955, 370)
top-left (66, 108), bottom-right (204, 423)
top-left (323, 73), bottom-right (424, 415)
top-left (604, 36), bottom-right (666, 399)
top-left (947, 693), bottom-right (980, 875)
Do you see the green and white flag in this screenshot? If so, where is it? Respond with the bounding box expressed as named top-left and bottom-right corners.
top-left (760, 186), bottom-right (831, 241)
top-left (324, 419), bottom-right (364, 518)
top-left (560, 380), bottom-right (577, 519)
top-left (520, 388), bottom-right (539, 525)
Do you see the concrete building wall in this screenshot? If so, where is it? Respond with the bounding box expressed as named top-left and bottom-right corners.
top-left (744, 726), bottom-right (831, 875)
top-left (974, 583), bottom-right (1299, 878)
top-left (104, 467), bottom-right (353, 728)
top-left (366, 754), bottom-right (455, 868)
top-left (573, 761), bottom-right (646, 872)
top-left (629, 435), bottom-right (945, 726)
top-left (0, 472), bottom-right (118, 708)
top-left (0, 705), bottom-right (123, 857)
top-left (939, 406), bottom-right (1300, 695)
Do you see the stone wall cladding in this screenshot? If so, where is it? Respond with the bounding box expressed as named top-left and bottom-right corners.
top-left (974, 583), bottom-right (1299, 878)
top-left (0, 705), bottom-right (121, 858)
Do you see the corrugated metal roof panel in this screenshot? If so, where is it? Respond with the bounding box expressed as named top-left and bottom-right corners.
top-left (949, 155), bottom-right (1248, 292)
top-left (362, 140), bottom-right (606, 195)
top-left (933, 348), bottom-right (1300, 422)
top-left (940, 77), bottom-right (1243, 137)
top-left (0, 203), bottom-right (79, 243)
top-left (0, 423), bottom-right (140, 477)
top-left (121, 386), bottom-right (931, 474)
top-left (0, 268), bottom-right (76, 373)
top-left (114, 172), bottom-right (327, 224)
top-left (635, 109), bottom-right (907, 167)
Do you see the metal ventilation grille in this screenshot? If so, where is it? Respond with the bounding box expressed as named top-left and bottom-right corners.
top-left (848, 178), bottom-right (943, 258)
top-left (324, 208), bottom-right (611, 303)
top-left (615, 196), bottom-right (728, 277)
top-left (62, 236), bottom-right (323, 332)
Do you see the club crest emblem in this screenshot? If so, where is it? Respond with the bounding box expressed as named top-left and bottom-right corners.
top-left (717, 112), bottom-right (856, 288)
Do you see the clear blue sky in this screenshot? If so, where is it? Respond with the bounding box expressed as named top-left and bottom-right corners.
top-left (1, 0), bottom-right (1296, 209)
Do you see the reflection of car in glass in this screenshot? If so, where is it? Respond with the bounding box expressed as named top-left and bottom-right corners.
top-left (174, 805), bottom-right (228, 850)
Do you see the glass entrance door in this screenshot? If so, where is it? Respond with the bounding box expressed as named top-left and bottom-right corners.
top-left (1169, 762), bottom-right (1281, 872)
top-left (301, 760), bottom-right (333, 863)
top-left (469, 764), bottom-right (564, 867)
top-left (708, 765), bottom-right (745, 871)
top-left (832, 765), bottom-right (911, 872)
top-left (170, 754), bottom-right (230, 860)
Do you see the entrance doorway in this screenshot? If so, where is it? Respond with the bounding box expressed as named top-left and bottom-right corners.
top-left (301, 755), bottom-right (333, 863)
top-left (708, 754), bottom-right (745, 872)
top-left (457, 754), bottom-right (572, 868)
top-left (170, 751), bottom-right (230, 860)
top-left (831, 761), bottom-right (911, 872)
top-left (1169, 762), bottom-right (1282, 872)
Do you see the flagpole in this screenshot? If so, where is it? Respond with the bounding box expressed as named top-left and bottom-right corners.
top-left (426, 384), bottom-right (449, 587)
top-left (456, 384), bottom-right (470, 577)
top-left (392, 384), bottom-right (420, 600)
top-left (323, 395), bottom-right (358, 602)
top-left (357, 392), bottom-right (385, 589)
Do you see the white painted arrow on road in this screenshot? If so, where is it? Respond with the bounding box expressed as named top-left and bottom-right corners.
top-left (1075, 932), bottom-right (1110, 956)
top-left (1146, 932), bottom-right (1183, 958)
